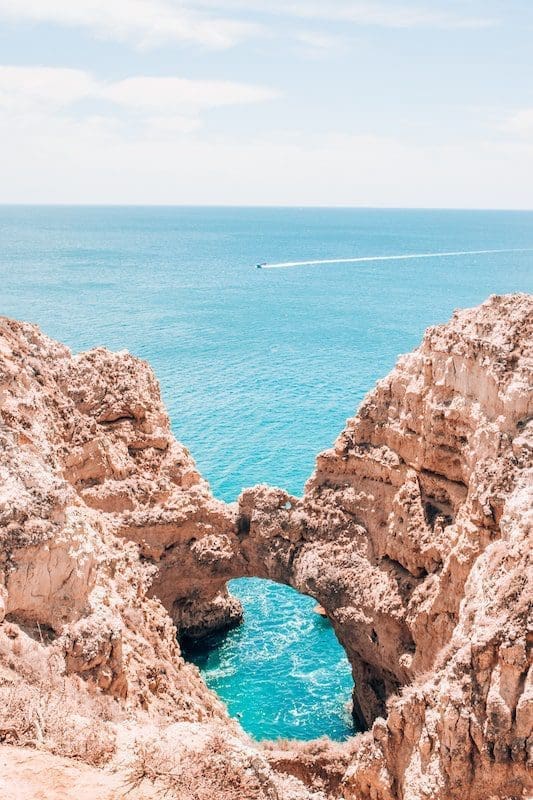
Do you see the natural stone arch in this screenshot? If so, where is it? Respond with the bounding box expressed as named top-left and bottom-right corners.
top-left (143, 481), bottom-right (417, 730)
top-left (116, 476), bottom-right (411, 729)
top-left (1, 295), bottom-right (531, 800)
top-left (0, 304), bottom-right (485, 729)
top-left (124, 297), bottom-right (533, 732)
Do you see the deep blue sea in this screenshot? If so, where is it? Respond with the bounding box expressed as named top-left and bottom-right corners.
top-left (1, 206), bottom-right (532, 741)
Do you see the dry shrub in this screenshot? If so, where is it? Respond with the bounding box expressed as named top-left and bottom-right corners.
top-left (261, 737), bottom-right (339, 757)
top-left (0, 680), bottom-right (116, 766)
top-left (0, 621), bottom-right (119, 765)
top-left (260, 735), bottom-right (353, 797)
top-left (126, 731), bottom-right (277, 800)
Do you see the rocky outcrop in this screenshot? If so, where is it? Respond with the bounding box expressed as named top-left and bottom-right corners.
top-left (0, 294), bottom-right (531, 800)
top-left (0, 317), bottom-right (319, 800)
top-left (0, 316), bottom-right (242, 638)
top-left (241, 294), bottom-right (533, 799)
top-left (234, 294), bottom-right (532, 721)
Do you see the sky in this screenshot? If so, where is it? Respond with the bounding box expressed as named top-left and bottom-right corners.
top-left (0, 0), bottom-right (532, 207)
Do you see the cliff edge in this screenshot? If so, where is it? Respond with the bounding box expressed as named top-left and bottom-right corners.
top-left (0, 293), bottom-right (531, 800)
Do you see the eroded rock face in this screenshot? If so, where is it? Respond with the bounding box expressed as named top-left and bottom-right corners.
top-left (0, 317), bottom-right (241, 637)
top-left (0, 317), bottom-right (235, 716)
top-left (239, 294), bottom-right (533, 799)
top-left (0, 318), bottom-right (317, 800)
top-left (0, 293), bottom-right (531, 800)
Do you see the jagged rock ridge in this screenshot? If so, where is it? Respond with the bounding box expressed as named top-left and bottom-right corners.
top-left (0, 293), bottom-right (531, 800)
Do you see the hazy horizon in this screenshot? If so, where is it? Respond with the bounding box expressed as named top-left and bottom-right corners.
top-left (1, 1), bottom-right (532, 208)
top-left (2, 203), bottom-right (533, 211)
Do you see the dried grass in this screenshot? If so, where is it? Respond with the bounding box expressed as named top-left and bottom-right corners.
top-left (125, 732), bottom-right (274, 800)
top-left (0, 680), bottom-right (116, 765)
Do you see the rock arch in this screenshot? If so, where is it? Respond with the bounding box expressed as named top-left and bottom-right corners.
top-left (1, 295), bottom-right (531, 800)
top-left (5, 292), bottom-right (521, 730)
top-left (116, 294), bottom-right (532, 729)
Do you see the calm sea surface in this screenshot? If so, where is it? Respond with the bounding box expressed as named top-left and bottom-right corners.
top-left (1, 206), bottom-right (532, 740)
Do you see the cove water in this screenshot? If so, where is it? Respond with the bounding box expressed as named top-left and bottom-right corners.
top-left (1, 206), bottom-right (532, 741)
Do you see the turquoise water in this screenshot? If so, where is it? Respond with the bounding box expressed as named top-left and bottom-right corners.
top-left (183, 579), bottom-right (354, 740)
top-left (1, 206), bottom-right (532, 740)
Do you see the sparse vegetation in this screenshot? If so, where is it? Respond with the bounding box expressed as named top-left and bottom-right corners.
top-left (0, 680), bottom-right (116, 766)
top-left (125, 731), bottom-right (276, 800)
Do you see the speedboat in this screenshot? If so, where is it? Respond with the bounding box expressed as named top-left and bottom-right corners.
top-left (256, 262), bottom-right (266, 269)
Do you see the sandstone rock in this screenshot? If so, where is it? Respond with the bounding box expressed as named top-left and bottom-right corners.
top-left (0, 315), bottom-right (316, 800)
top-left (0, 294), bottom-right (531, 800)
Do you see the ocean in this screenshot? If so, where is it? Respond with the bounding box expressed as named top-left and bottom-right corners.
top-left (1, 205), bottom-right (532, 741)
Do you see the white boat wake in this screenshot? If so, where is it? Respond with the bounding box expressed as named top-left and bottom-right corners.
top-left (259, 248), bottom-right (532, 269)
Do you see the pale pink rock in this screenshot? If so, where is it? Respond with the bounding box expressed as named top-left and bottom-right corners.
top-left (0, 294), bottom-right (531, 800)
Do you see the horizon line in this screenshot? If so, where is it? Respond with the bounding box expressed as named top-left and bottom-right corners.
top-left (1, 203), bottom-right (533, 212)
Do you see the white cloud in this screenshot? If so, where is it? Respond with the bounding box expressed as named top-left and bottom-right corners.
top-left (285, 1), bottom-right (495, 29)
top-left (0, 66), bottom-right (96, 112)
top-left (503, 109), bottom-right (533, 139)
top-left (0, 65), bottom-right (279, 131)
top-left (0, 0), bottom-right (495, 54)
top-left (145, 115), bottom-right (202, 134)
top-left (1, 66), bottom-right (529, 208)
top-left (195, 0), bottom-right (495, 30)
top-left (100, 76), bottom-right (278, 112)
top-left (0, 0), bottom-right (259, 49)
top-left (294, 30), bottom-right (347, 53)
top-left (1, 103), bottom-right (532, 208)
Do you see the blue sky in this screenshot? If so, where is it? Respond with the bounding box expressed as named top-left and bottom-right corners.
top-left (0, 0), bottom-right (532, 206)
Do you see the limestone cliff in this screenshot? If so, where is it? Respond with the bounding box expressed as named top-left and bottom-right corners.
top-left (260, 293), bottom-right (532, 800)
top-left (0, 317), bottom-right (316, 800)
top-left (0, 294), bottom-right (531, 800)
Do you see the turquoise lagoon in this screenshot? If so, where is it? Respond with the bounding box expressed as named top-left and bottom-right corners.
top-left (1, 206), bottom-right (532, 741)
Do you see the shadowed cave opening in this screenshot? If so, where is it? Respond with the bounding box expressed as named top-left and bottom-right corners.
top-left (183, 578), bottom-right (356, 742)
